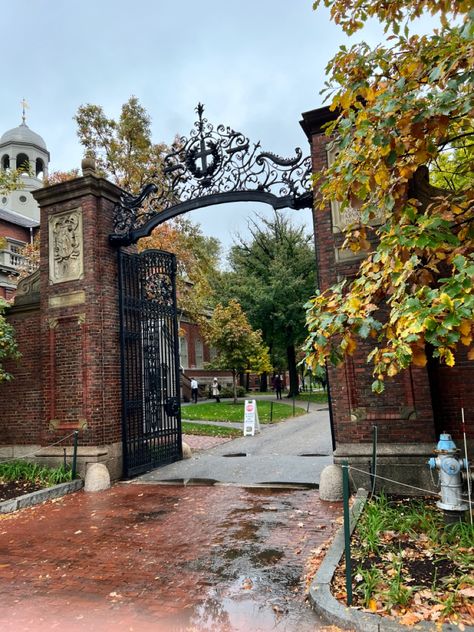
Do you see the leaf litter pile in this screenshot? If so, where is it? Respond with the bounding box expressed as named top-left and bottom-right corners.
top-left (0, 479), bottom-right (43, 503)
top-left (332, 494), bottom-right (473, 627)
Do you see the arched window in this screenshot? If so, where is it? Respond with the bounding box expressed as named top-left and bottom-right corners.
top-left (1, 154), bottom-right (10, 171)
top-left (179, 336), bottom-right (189, 369)
top-left (195, 338), bottom-right (204, 368)
top-left (36, 158), bottom-right (44, 179)
top-left (16, 153), bottom-right (30, 173)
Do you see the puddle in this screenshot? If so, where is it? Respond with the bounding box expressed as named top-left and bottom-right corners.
top-left (135, 509), bottom-right (169, 521)
top-left (232, 520), bottom-right (261, 541)
top-left (250, 548), bottom-right (284, 566)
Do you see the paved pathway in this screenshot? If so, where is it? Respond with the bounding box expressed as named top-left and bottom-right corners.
top-left (0, 484), bottom-right (342, 631)
top-left (141, 402), bottom-right (333, 487)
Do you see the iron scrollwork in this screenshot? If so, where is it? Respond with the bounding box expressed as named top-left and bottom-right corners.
top-left (112, 104), bottom-right (312, 244)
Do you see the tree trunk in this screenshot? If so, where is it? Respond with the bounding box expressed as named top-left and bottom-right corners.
top-left (232, 369), bottom-right (238, 404)
top-left (260, 372), bottom-right (268, 392)
top-left (286, 344), bottom-right (299, 397)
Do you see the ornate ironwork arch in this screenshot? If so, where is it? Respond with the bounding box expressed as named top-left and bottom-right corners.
top-left (110, 104), bottom-right (313, 246)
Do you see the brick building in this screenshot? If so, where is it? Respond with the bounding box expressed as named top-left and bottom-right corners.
top-left (0, 116), bottom-right (47, 298)
top-left (0, 208), bottom-right (39, 299)
top-left (300, 105), bottom-right (473, 491)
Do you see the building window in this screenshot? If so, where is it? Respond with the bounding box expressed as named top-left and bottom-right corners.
top-left (179, 336), bottom-right (189, 369)
top-left (1, 155), bottom-right (9, 171)
top-left (19, 195), bottom-right (27, 203)
top-left (16, 153), bottom-right (30, 173)
top-left (195, 339), bottom-right (204, 368)
top-left (36, 158), bottom-right (45, 179)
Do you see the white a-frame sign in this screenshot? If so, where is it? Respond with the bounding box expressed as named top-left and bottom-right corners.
top-left (243, 399), bottom-right (261, 436)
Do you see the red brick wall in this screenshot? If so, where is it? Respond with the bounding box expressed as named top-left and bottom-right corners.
top-left (0, 220), bottom-right (31, 244)
top-left (0, 176), bottom-right (124, 453)
top-left (0, 307), bottom-right (42, 444)
top-left (180, 320), bottom-right (210, 369)
top-left (428, 346), bottom-right (474, 441)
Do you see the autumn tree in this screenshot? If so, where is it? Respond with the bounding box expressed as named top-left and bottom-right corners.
top-left (74, 96), bottom-right (168, 194)
top-left (305, 1), bottom-right (473, 392)
top-left (216, 213), bottom-right (316, 397)
top-left (0, 169), bottom-right (21, 195)
top-left (75, 96), bottom-right (221, 317)
top-left (0, 299), bottom-right (20, 383)
top-left (202, 299), bottom-right (272, 403)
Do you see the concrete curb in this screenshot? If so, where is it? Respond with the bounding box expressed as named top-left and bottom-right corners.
top-left (309, 488), bottom-right (473, 632)
top-left (0, 478), bottom-right (83, 514)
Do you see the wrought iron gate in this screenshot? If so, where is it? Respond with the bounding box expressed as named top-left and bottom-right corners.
top-left (118, 249), bottom-right (182, 477)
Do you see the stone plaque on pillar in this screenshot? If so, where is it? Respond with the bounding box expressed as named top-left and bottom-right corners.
top-left (48, 208), bottom-right (84, 284)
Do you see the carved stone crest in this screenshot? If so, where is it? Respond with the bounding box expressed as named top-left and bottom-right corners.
top-left (49, 208), bottom-right (84, 284)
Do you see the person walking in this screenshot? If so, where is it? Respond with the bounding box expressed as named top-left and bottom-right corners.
top-left (212, 377), bottom-right (221, 403)
top-left (191, 378), bottom-right (199, 404)
top-left (274, 374), bottom-right (283, 400)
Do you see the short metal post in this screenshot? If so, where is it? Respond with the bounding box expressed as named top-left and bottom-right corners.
top-left (270, 401), bottom-right (273, 423)
top-left (307, 399), bottom-right (310, 413)
top-left (342, 460), bottom-right (353, 606)
top-left (72, 431), bottom-right (79, 479)
top-left (370, 425), bottom-right (378, 495)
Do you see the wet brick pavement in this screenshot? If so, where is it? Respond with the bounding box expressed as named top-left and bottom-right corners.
top-left (183, 433), bottom-right (232, 451)
top-left (0, 484), bottom-right (342, 631)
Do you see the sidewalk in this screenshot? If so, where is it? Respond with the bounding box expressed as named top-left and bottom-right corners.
top-left (142, 402), bottom-right (333, 486)
top-left (0, 483), bottom-right (343, 631)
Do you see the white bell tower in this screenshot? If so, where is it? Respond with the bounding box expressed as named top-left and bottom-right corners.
top-left (0, 100), bottom-right (50, 222)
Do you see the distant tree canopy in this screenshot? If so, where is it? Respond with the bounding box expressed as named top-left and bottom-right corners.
top-left (215, 213), bottom-right (316, 397)
top-left (305, 0), bottom-right (473, 392)
top-left (75, 96), bottom-right (220, 317)
top-left (202, 299), bottom-right (272, 403)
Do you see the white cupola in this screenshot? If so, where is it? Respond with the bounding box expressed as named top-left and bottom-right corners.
top-left (0, 105), bottom-right (49, 222)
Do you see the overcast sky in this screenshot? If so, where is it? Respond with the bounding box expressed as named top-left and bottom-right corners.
top-left (0, 1), bottom-right (424, 252)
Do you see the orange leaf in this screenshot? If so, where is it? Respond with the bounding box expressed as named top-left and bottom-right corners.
top-left (399, 612), bottom-right (423, 626)
top-left (412, 350), bottom-right (427, 367)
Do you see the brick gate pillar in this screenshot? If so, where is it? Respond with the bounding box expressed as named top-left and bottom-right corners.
top-left (300, 107), bottom-right (440, 493)
top-left (32, 160), bottom-right (124, 479)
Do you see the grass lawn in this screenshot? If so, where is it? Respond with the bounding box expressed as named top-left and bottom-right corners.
top-left (182, 400), bottom-right (306, 424)
top-left (181, 422), bottom-right (241, 438)
top-left (296, 392), bottom-right (328, 404)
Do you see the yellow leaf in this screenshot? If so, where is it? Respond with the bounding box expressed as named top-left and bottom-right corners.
top-left (347, 297), bottom-right (362, 311)
top-left (399, 165), bottom-right (415, 179)
top-left (346, 337), bottom-right (357, 355)
top-left (368, 598), bottom-right (378, 612)
top-left (387, 363), bottom-right (398, 377)
top-left (364, 86), bottom-right (375, 103)
top-left (468, 347), bottom-right (474, 361)
top-left (444, 348), bottom-right (455, 367)
top-left (461, 335), bottom-right (472, 346)
top-left (460, 320), bottom-right (471, 336)
top-left (340, 90), bottom-right (353, 110)
top-left (439, 293), bottom-right (454, 309)
top-left (451, 204), bottom-right (465, 215)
